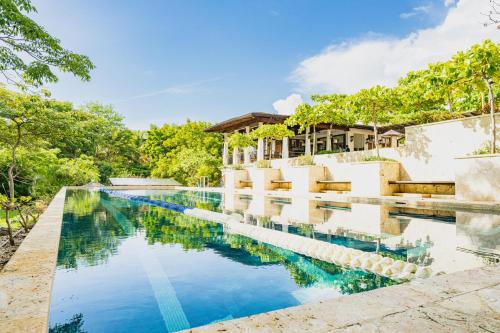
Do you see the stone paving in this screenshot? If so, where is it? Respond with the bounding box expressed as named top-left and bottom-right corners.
top-left (0, 188), bottom-right (66, 333)
top-left (182, 265), bottom-right (500, 333)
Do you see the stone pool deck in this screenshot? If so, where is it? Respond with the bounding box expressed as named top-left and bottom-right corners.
top-left (0, 188), bottom-right (66, 333)
top-left (183, 265), bottom-right (500, 333)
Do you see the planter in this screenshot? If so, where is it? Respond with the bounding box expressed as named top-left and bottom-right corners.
top-left (247, 168), bottom-right (281, 192)
top-left (455, 154), bottom-right (500, 202)
top-left (281, 165), bottom-right (326, 195)
top-left (349, 161), bottom-right (400, 196)
top-left (223, 169), bottom-right (249, 191)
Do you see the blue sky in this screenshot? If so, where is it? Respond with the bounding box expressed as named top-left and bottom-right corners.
top-left (32, 0), bottom-right (491, 129)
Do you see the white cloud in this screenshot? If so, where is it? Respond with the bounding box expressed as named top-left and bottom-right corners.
top-left (444, 0), bottom-right (457, 7)
top-left (272, 93), bottom-right (303, 115)
top-left (400, 5), bottom-right (433, 19)
top-left (291, 0), bottom-right (498, 95)
top-left (112, 77), bottom-right (221, 103)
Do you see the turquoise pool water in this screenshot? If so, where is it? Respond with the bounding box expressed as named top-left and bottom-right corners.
top-left (49, 190), bottom-right (398, 333)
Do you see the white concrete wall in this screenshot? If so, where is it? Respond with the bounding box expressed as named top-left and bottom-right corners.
top-left (271, 114), bottom-right (500, 182)
top-left (455, 154), bottom-right (500, 201)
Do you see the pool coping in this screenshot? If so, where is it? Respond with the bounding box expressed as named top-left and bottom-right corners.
top-left (0, 188), bottom-right (66, 333)
top-left (182, 264), bottom-right (500, 332)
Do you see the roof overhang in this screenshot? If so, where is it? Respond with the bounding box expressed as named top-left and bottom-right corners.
top-left (205, 113), bottom-right (288, 133)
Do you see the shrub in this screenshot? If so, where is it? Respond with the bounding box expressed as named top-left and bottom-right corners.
top-left (317, 149), bottom-right (342, 155)
top-left (291, 155), bottom-right (315, 166)
top-left (255, 160), bottom-right (271, 168)
top-left (362, 156), bottom-right (397, 162)
top-left (472, 143), bottom-right (499, 155)
top-left (225, 164), bottom-right (244, 170)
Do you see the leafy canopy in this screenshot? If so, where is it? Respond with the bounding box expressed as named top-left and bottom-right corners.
top-left (0, 0), bottom-right (94, 85)
top-left (228, 132), bottom-right (255, 149)
top-left (250, 124), bottom-right (295, 140)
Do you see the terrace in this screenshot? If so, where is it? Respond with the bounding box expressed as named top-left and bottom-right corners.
top-left (205, 112), bottom-right (402, 164)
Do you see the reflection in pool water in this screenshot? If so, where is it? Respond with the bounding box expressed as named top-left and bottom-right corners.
top-left (50, 190), bottom-right (399, 333)
top-left (135, 190), bottom-right (499, 274)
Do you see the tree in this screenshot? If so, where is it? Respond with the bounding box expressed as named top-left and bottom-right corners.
top-left (312, 93), bottom-right (356, 129)
top-left (228, 132), bottom-right (255, 150)
top-left (483, 0), bottom-right (500, 29)
top-left (142, 121), bottom-right (222, 185)
top-left (454, 39), bottom-right (500, 153)
top-left (250, 124), bottom-right (294, 160)
top-left (285, 103), bottom-right (324, 155)
top-left (0, 88), bottom-right (76, 244)
top-left (0, 0), bottom-right (94, 86)
top-left (350, 86), bottom-right (400, 157)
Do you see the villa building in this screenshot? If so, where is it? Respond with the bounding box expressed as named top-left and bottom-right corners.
top-left (206, 112), bottom-right (403, 165)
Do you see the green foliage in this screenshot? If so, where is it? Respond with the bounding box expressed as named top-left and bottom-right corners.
top-left (285, 103), bottom-right (322, 133)
top-left (0, 0), bottom-right (94, 86)
top-left (250, 124), bottom-right (294, 140)
top-left (228, 132), bottom-right (255, 149)
top-left (142, 121), bottom-right (222, 186)
top-left (0, 148), bottom-right (99, 199)
top-left (291, 155), bottom-right (315, 166)
top-left (255, 160), bottom-right (271, 168)
top-left (472, 143), bottom-right (499, 155)
top-left (362, 156), bottom-right (397, 162)
top-left (317, 149), bottom-right (342, 155)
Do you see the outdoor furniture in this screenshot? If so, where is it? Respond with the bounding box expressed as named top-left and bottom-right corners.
top-left (271, 180), bottom-right (292, 191)
top-left (316, 180), bottom-right (351, 194)
top-left (389, 180), bottom-right (455, 198)
top-left (239, 180), bottom-right (253, 189)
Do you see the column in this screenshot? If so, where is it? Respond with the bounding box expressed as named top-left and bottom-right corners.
top-left (271, 139), bottom-right (276, 158)
top-left (282, 136), bottom-right (289, 159)
top-left (305, 126), bottom-right (311, 156)
top-left (346, 130), bottom-right (355, 152)
top-left (244, 126), bottom-right (251, 164)
top-left (326, 129), bottom-right (332, 151)
top-left (232, 130), bottom-right (240, 165)
top-left (257, 122), bottom-right (264, 161)
top-left (223, 133), bottom-right (229, 165)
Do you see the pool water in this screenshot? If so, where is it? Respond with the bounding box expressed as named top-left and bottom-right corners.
top-left (49, 190), bottom-right (398, 333)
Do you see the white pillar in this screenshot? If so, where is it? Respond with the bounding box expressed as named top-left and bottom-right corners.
top-left (282, 137), bottom-right (289, 159)
top-left (232, 130), bottom-right (240, 165)
top-left (271, 139), bottom-right (276, 158)
top-left (326, 129), bottom-right (332, 151)
top-left (257, 122), bottom-right (264, 161)
top-left (347, 130), bottom-right (354, 151)
top-left (305, 126), bottom-right (311, 156)
top-left (390, 136), bottom-right (398, 148)
top-left (232, 147), bottom-right (240, 165)
top-left (223, 133), bottom-right (229, 165)
top-left (244, 126), bottom-right (251, 164)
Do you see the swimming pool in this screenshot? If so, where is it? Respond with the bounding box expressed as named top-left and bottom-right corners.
top-left (49, 190), bottom-right (400, 332)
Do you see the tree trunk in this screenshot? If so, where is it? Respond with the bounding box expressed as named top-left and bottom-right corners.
top-left (7, 123), bottom-right (21, 201)
top-left (312, 125), bottom-right (317, 155)
top-left (5, 208), bottom-right (14, 246)
top-left (485, 77), bottom-right (496, 154)
top-left (373, 120), bottom-right (380, 158)
top-left (4, 123), bottom-right (21, 246)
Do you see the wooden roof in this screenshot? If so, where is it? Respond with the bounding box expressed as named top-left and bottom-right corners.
top-left (205, 111), bottom-right (392, 133)
top-left (205, 112), bottom-right (288, 133)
